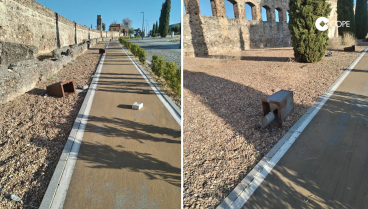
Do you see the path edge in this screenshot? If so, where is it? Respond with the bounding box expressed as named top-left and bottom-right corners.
top-left (39, 42), bottom-right (109, 209)
top-left (216, 46), bottom-right (368, 209)
top-left (118, 42), bottom-right (181, 122)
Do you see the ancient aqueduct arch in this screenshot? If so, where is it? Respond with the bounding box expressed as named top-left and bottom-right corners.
top-left (183, 0), bottom-right (338, 57)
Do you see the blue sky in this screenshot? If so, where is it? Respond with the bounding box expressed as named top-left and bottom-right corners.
top-left (35, 0), bottom-right (181, 31)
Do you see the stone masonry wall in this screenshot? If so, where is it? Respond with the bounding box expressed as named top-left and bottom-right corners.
top-left (184, 0), bottom-right (338, 57)
top-left (0, 0), bottom-right (122, 105)
top-left (0, 0), bottom-right (122, 54)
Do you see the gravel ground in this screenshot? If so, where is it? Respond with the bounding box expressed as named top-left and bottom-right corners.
top-left (0, 42), bottom-right (106, 208)
top-left (128, 37), bottom-right (181, 66)
top-left (183, 44), bottom-right (368, 208)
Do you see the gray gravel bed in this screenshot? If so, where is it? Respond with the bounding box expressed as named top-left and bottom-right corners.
top-left (128, 37), bottom-right (181, 67)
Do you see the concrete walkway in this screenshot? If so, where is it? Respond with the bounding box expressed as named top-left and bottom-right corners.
top-left (241, 50), bottom-right (368, 208)
top-left (60, 40), bottom-right (181, 208)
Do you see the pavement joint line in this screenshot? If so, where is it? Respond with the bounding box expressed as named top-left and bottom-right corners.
top-left (118, 42), bottom-right (181, 126)
top-left (216, 46), bottom-right (368, 209)
top-left (39, 42), bottom-right (110, 209)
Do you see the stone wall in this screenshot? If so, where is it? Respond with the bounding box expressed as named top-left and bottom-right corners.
top-left (0, 40), bottom-right (94, 105)
top-left (184, 0), bottom-right (338, 57)
top-left (0, 0), bottom-right (122, 54)
top-left (0, 0), bottom-right (121, 105)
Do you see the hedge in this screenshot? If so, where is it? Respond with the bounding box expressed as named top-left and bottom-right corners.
top-left (119, 37), bottom-right (146, 64)
top-left (151, 55), bottom-right (181, 96)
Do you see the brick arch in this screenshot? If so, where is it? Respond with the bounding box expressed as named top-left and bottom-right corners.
top-left (261, 5), bottom-right (273, 21)
top-left (226, 0), bottom-right (244, 19)
top-left (244, 1), bottom-right (258, 20)
top-left (274, 6), bottom-right (285, 22)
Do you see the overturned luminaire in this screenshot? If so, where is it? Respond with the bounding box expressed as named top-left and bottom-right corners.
top-left (46, 79), bottom-right (76, 97)
top-left (259, 90), bottom-right (294, 131)
top-left (344, 45), bottom-right (355, 51)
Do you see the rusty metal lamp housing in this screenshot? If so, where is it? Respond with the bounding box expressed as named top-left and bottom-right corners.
top-left (260, 90), bottom-right (294, 130)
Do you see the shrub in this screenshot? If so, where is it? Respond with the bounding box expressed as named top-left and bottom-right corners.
top-left (138, 48), bottom-right (147, 64)
top-left (130, 44), bottom-right (139, 57)
top-left (289, 0), bottom-right (331, 63)
top-left (342, 32), bottom-right (357, 46)
top-left (163, 61), bottom-right (180, 96)
top-left (151, 55), bottom-right (165, 77)
top-left (126, 42), bottom-right (131, 50)
top-left (173, 66), bottom-right (181, 96)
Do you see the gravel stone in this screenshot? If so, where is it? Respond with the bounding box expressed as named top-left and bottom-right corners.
top-left (183, 44), bottom-right (368, 209)
top-left (0, 42), bottom-right (106, 208)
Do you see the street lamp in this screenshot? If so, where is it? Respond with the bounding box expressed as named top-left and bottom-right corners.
top-left (146, 20), bottom-right (148, 37)
top-left (141, 11), bottom-right (144, 40)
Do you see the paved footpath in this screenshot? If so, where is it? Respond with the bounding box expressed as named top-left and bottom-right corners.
top-left (61, 40), bottom-right (181, 208)
top-left (241, 50), bottom-right (368, 208)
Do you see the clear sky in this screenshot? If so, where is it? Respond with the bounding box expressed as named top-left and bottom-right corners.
top-left (35, 0), bottom-right (181, 31)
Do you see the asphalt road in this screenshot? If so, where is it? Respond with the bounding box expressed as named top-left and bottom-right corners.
top-left (128, 37), bottom-right (181, 67)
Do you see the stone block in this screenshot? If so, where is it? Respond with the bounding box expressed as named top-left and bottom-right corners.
top-left (132, 102), bottom-right (143, 110)
top-left (0, 41), bottom-right (38, 67)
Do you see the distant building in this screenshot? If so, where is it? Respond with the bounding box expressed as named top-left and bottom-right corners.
top-left (109, 24), bottom-right (129, 36)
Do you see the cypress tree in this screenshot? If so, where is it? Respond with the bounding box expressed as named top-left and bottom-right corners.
top-left (355, 0), bottom-right (368, 38)
top-left (161, 0), bottom-right (171, 37)
top-left (289, 0), bottom-right (331, 63)
top-left (156, 20), bottom-right (158, 33)
top-left (152, 24), bottom-right (155, 36)
top-left (337, 0), bottom-right (355, 36)
top-left (159, 2), bottom-right (165, 36)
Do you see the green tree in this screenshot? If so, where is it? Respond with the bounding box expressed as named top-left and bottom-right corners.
top-left (172, 23), bottom-right (181, 33)
top-left (159, 5), bottom-right (163, 36)
top-left (337, 0), bottom-right (355, 36)
top-left (152, 24), bottom-right (155, 36)
top-left (355, 0), bottom-right (368, 38)
top-left (102, 23), bottom-right (106, 31)
top-left (155, 21), bottom-right (159, 34)
top-left (288, 0), bottom-right (331, 63)
top-left (159, 0), bottom-right (171, 37)
top-left (128, 27), bottom-right (134, 37)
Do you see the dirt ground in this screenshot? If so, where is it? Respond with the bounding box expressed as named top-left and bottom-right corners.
top-left (183, 42), bottom-right (368, 208)
top-left (0, 42), bottom-right (106, 208)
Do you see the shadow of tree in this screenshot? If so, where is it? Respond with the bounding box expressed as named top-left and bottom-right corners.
top-left (183, 70), bottom-right (313, 207)
top-left (85, 116), bottom-right (180, 144)
top-left (76, 142), bottom-right (181, 187)
top-left (243, 91), bottom-right (368, 208)
top-left (203, 55), bottom-right (292, 62)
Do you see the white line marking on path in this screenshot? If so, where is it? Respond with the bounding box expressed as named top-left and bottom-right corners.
top-left (118, 42), bottom-right (181, 126)
top-left (49, 42), bottom-right (109, 209)
top-left (221, 46), bottom-right (368, 209)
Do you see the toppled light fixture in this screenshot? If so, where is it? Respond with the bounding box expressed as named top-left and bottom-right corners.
top-left (259, 90), bottom-right (294, 131)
